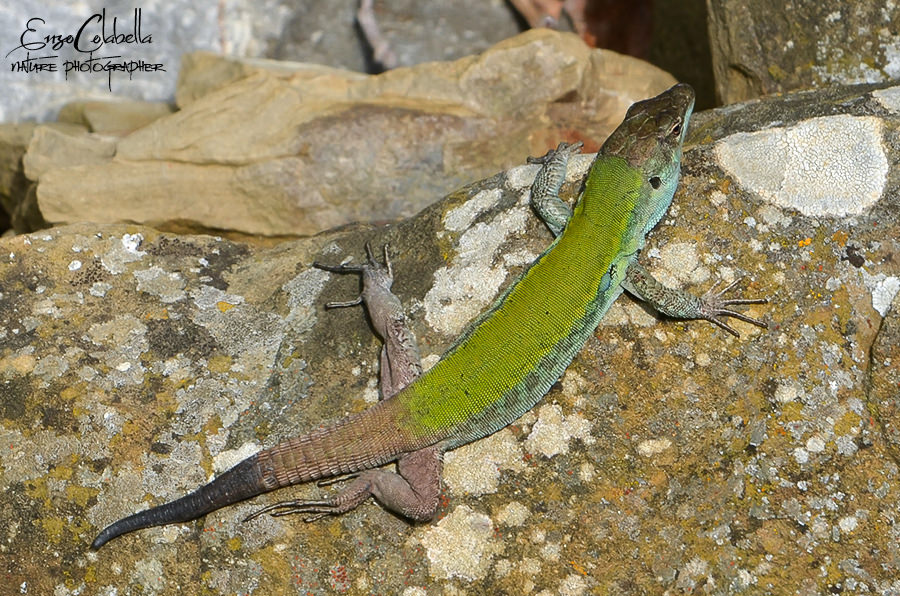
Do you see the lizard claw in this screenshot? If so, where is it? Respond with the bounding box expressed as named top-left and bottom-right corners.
top-left (243, 500), bottom-right (342, 523)
top-left (697, 278), bottom-right (768, 337)
top-left (526, 141), bottom-right (584, 165)
top-left (313, 243), bottom-right (394, 308)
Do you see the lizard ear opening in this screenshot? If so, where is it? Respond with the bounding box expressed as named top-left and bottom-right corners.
top-left (649, 176), bottom-right (662, 189)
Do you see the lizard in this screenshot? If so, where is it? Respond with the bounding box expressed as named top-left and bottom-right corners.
top-left (90, 82), bottom-right (766, 550)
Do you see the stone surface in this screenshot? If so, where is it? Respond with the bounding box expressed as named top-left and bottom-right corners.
top-left (30, 30), bottom-right (677, 237)
top-left (0, 124), bottom-right (36, 226)
top-left (0, 0), bottom-right (526, 122)
top-left (57, 100), bottom-right (174, 135)
top-left (707, 0), bottom-right (900, 103)
top-left (2, 81), bottom-right (900, 594)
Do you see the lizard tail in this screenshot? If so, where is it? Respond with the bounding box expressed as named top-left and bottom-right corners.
top-left (91, 398), bottom-right (418, 550)
top-left (90, 455), bottom-right (267, 550)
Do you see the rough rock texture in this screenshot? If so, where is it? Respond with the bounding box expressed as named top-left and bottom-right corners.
top-left (28, 30), bottom-right (676, 237)
top-left (707, 0), bottom-right (900, 103)
top-left (3, 82), bottom-right (900, 594)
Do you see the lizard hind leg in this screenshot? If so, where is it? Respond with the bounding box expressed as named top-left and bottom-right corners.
top-left (244, 446), bottom-right (442, 523)
top-left (244, 243), bottom-right (439, 525)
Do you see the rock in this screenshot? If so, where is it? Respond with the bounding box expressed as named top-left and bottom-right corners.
top-left (23, 125), bottom-right (116, 181)
top-left (57, 100), bottom-right (174, 135)
top-left (707, 0), bottom-right (900, 103)
top-left (0, 123), bottom-right (35, 222)
top-left (2, 80), bottom-right (900, 594)
top-left (32, 29), bottom-right (677, 237)
top-left (0, 1), bottom-right (528, 123)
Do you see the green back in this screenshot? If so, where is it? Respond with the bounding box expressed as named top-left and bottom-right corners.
top-left (397, 156), bottom-right (642, 447)
top-left (395, 83), bottom-right (695, 449)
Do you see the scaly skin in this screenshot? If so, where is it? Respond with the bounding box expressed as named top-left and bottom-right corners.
top-left (92, 83), bottom-right (759, 550)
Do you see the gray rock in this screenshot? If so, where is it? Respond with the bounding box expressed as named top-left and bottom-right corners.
top-left (708, 0), bottom-right (900, 102)
top-left (2, 80), bottom-right (900, 593)
top-left (30, 30), bottom-right (677, 237)
top-left (0, 0), bottom-right (525, 122)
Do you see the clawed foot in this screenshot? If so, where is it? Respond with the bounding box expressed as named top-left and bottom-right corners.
top-left (243, 499), bottom-right (339, 523)
top-left (243, 473), bottom-right (361, 523)
top-left (313, 242), bottom-right (393, 308)
top-left (526, 141), bottom-right (584, 165)
top-left (697, 278), bottom-right (768, 337)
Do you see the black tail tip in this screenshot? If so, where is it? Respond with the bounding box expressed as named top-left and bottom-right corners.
top-left (90, 526), bottom-right (117, 550)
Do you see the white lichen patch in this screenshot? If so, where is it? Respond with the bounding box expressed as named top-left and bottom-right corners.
top-left (420, 505), bottom-right (501, 581)
top-left (133, 266), bottom-right (187, 303)
top-left (524, 404), bottom-right (593, 458)
top-left (774, 380), bottom-right (801, 404)
top-left (652, 242), bottom-right (711, 287)
top-left (191, 284), bottom-right (245, 311)
top-left (505, 163), bottom-right (542, 191)
top-left (282, 267), bottom-right (331, 336)
top-left (444, 188), bottom-right (502, 232)
top-left (131, 557), bottom-right (165, 591)
top-left (838, 515), bottom-right (858, 533)
top-left (101, 234), bottom-right (146, 274)
top-left (637, 438), bottom-right (673, 457)
top-left (141, 441), bottom-right (206, 499)
top-left (872, 85), bottom-right (900, 112)
top-left (90, 282), bottom-right (112, 297)
top-left (860, 270), bottom-right (900, 317)
top-left (443, 429), bottom-right (526, 496)
top-left (87, 315), bottom-right (149, 387)
top-left (189, 285), bottom-right (283, 377)
top-left (0, 427), bottom-right (81, 484)
top-left (714, 115), bottom-right (887, 217)
top-left (171, 377), bottom-right (255, 437)
top-left (212, 441), bottom-right (262, 474)
top-left (495, 501), bottom-right (530, 526)
top-left (32, 354), bottom-right (69, 383)
top-left (425, 207), bottom-right (529, 336)
top-left (556, 573), bottom-right (588, 596)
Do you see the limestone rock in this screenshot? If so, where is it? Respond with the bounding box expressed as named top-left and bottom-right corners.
top-left (57, 100), bottom-right (174, 135)
top-left (3, 81), bottom-right (900, 594)
top-left (31, 30), bottom-right (677, 237)
top-left (707, 0), bottom-right (900, 103)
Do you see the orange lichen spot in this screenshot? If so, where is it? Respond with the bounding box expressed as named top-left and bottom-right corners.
top-left (570, 560), bottom-right (588, 575)
top-left (217, 301), bottom-right (236, 313)
top-left (797, 237), bottom-right (812, 248)
top-left (831, 230), bottom-right (849, 247)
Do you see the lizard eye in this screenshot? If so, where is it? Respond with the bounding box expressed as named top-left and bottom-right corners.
top-left (669, 121), bottom-right (682, 136)
top-left (649, 176), bottom-right (662, 189)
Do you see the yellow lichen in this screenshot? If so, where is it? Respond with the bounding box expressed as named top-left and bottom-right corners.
top-left (66, 484), bottom-right (99, 508)
top-left (207, 354), bottom-right (233, 374)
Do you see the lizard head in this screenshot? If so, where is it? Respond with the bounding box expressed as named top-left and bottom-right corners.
top-left (599, 83), bottom-right (695, 239)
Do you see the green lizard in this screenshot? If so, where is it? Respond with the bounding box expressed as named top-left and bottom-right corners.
top-left (91, 83), bottom-right (766, 550)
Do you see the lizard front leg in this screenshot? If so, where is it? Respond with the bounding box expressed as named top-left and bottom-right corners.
top-left (621, 262), bottom-right (767, 336)
top-left (245, 243), bottom-right (441, 523)
top-left (529, 142), bottom-right (767, 335)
